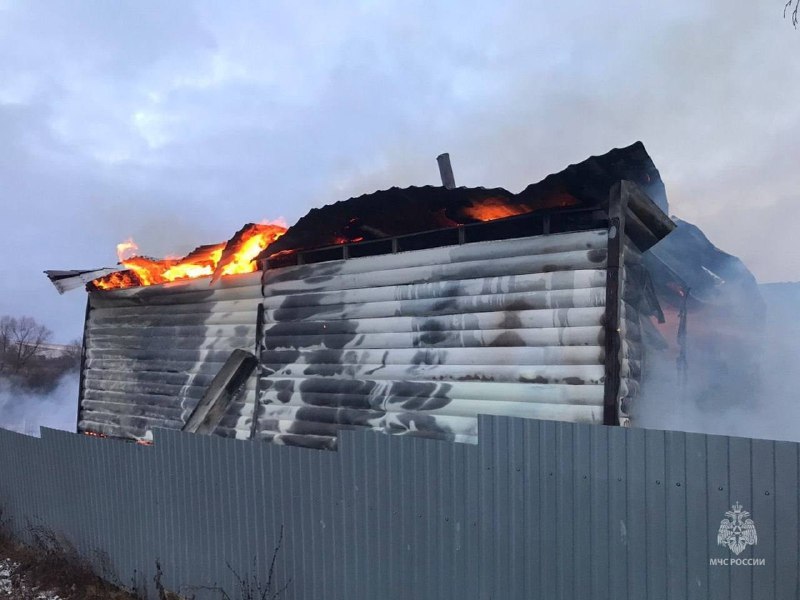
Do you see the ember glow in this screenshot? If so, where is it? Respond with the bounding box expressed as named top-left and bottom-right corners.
top-left (463, 193), bottom-right (579, 222)
top-left (93, 222), bottom-right (286, 290)
top-left (463, 198), bottom-right (531, 221)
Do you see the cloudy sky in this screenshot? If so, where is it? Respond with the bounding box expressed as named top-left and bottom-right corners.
top-left (1, 0), bottom-right (798, 342)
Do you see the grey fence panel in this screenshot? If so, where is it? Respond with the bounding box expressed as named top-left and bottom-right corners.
top-left (774, 441), bottom-right (800, 598)
top-left (1, 417), bottom-right (799, 600)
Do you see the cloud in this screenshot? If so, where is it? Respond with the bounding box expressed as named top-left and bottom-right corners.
top-left (1, 0), bottom-right (799, 344)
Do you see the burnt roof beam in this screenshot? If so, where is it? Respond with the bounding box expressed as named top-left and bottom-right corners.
top-left (621, 180), bottom-right (675, 240)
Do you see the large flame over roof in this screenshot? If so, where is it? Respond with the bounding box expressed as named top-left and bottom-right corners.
top-left (92, 222), bottom-right (286, 290)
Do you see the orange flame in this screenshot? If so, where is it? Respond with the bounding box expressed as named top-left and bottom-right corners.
top-left (463, 198), bottom-right (531, 222)
top-left (462, 194), bottom-right (579, 222)
top-left (93, 222), bottom-right (286, 290)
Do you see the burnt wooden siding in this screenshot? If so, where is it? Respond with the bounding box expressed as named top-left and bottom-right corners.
top-left (78, 185), bottom-right (670, 446)
top-left (80, 272), bottom-right (262, 439)
top-left (255, 230), bottom-right (612, 449)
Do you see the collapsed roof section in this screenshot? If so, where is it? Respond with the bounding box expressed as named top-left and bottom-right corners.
top-left (259, 141), bottom-right (668, 260)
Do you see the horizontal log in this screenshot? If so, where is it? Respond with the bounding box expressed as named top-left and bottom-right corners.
top-left (264, 249), bottom-right (607, 298)
top-left (88, 309), bottom-right (258, 327)
top-left (259, 412), bottom-right (477, 440)
top-left (80, 392), bottom-right (194, 412)
top-left (89, 298), bottom-right (261, 318)
top-left (86, 335), bottom-right (255, 353)
top-left (251, 392), bottom-right (602, 420)
top-left (85, 358), bottom-right (230, 375)
top-left (84, 369), bottom-right (218, 387)
top-left (620, 378), bottom-right (641, 398)
top-left (84, 348), bottom-right (246, 363)
top-left (254, 431), bottom-right (339, 451)
top-left (264, 229), bottom-right (607, 286)
top-left (206, 426), bottom-right (240, 439)
top-left (80, 410), bottom-right (184, 431)
top-left (261, 269), bottom-right (607, 310)
top-left (260, 363), bottom-right (605, 385)
top-left (624, 207), bottom-right (659, 251)
top-left (91, 280), bottom-right (263, 308)
top-left (87, 324), bottom-right (258, 338)
top-left (256, 307), bottom-right (606, 336)
top-left (224, 412), bottom-right (254, 438)
top-left (622, 180), bottom-right (675, 240)
top-left (621, 359), bottom-right (642, 379)
top-left (259, 376), bottom-right (604, 404)
top-left (82, 388), bottom-right (256, 407)
top-left (84, 380), bottom-right (204, 400)
top-left (258, 418), bottom-right (478, 445)
top-left (259, 401), bottom-right (603, 433)
top-left (82, 389), bottom-right (191, 409)
top-left (262, 326), bottom-right (604, 351)
top-left (84, 376), bottom-right (257, 397)
top-left (261, 403), bottom-right (476, 429)
top-left (81, 399), bottom-right (184, 421)
top-left (259, 346), bottom-right (605, 367)
top-left (215, 413), bottom-right (255, 435)
top-left (263, 287), bottom-right (606, 323)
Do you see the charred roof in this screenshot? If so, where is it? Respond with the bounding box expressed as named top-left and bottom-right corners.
top-left (260, 141), bottom-right (666, 259)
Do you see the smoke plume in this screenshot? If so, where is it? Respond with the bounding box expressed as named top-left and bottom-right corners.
top-left (634, 280), bottom-right (800, 443)
top-left (0, 374), bottom-right (78, 437)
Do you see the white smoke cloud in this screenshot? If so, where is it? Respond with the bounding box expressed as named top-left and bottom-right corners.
top-left (634, 282), bottom-right (800, 443)
top-left (0, 374), bottom-right (79, 437)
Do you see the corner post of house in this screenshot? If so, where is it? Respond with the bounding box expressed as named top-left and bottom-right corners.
top-left (603, 181), bottom-right (628, 426)
top-left (75, 295), bottom-right (92, 434)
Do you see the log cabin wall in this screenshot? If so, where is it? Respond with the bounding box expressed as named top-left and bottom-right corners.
top-left (79, 271), bottom-right (263, 439)
top-left (77, 181), bottom-right (673, 447)
top-left (255, 230), bottom-right (611, 450)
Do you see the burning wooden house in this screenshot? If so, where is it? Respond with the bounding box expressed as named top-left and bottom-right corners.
top-left (48, 142), bottom-right (684, 450)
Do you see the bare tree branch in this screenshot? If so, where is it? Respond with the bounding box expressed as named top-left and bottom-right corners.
top-left (786, 0), bottom-right (799, 27)
top-left (0, 316), bottom-right (12, 374)
top-left (12, 317), bottom-right (52, 373)
top-left (0, 315), bottom-right (52, 374)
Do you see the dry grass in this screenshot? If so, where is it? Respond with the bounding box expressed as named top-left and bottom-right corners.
top-left (1, 508), bottom-right (290, 600)
top-left (0, 509), bottom-right (137, 600)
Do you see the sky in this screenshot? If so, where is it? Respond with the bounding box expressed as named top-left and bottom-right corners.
top-left (0, 0), bottom-right (798, 343)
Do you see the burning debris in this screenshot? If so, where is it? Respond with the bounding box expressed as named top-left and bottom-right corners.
top-left (90, 221), bottom-right (286, 291)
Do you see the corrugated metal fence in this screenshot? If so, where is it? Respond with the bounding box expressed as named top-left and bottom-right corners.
top-left (0, 417), bottom-right (798, 599)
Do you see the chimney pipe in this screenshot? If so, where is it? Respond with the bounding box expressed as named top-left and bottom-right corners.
top-left (437, 153), bottom-right (456, 189)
